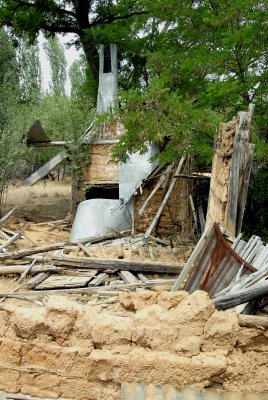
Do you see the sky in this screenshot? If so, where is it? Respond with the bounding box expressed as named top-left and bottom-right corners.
top-left (39, 33), bottom-right (81, 95)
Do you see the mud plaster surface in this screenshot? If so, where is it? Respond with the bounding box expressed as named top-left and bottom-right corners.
top-left (0, 291), bottom-right (267, 399)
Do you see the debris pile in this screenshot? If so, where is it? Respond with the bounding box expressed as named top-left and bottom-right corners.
top-left (172, 223), bottom-right (268, 316)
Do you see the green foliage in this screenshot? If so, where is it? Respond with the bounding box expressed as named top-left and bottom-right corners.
top-left (44, 36), bottom-right (67, 96)
top-left (69, 55), bottom-right (97, 105)
top-left (0, 29), bottom-right (28, 212)
top-left (17, 38), bottom-right (42, 102)
top-left (114, 82), bottom-right (220, 165)
top-left (243, 168), bottom-right (268, 241)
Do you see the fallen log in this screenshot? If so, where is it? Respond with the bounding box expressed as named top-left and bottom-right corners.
top-left (213, 280), bottom-right (268, 310)
top-left (238, 314), bottom-right (268, 329)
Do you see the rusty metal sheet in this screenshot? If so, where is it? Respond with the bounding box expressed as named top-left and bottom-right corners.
top-left (121, 383), bottom-right (268, 400)
top-left (184, 223), bottom-right (256, 296)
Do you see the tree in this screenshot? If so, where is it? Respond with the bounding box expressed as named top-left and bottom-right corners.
top-left (44, 36), bottom-right (67, 96)
top-left (17, 38), bottom-right (42, 102)
top-left (111, 0), bottom-right (268, 163)
top-left (0, 0), bottom-right (149, 84)
top-left (0, 29), bottom-right (27, 213)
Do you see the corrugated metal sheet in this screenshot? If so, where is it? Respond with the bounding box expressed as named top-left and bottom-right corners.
top-left (121, 383), bottom-right (268, 400)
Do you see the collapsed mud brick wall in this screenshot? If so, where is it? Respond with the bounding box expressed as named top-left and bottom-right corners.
top-left (134, 160), bottom-right (192, 237)
top-left (0, 291), bottom-right (267, 399)
top-left (206, 117), bottom-right (237, 229)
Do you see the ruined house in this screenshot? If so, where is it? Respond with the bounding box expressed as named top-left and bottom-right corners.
top-left (27, 44), bottom-right (194, 241)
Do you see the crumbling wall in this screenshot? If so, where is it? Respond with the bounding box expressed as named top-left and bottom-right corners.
top-left (0, 291), bottom-right (267, 399)
top-left (134, 168), bottom-right (192, 237)
top-left (206, 117), bottom-right (237, 229)
top-left (77, 144), bottom-right (118, 203)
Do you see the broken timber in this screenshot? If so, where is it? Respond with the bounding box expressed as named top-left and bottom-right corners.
top-left (25, 150), bottom-right (69, 186)
top-left (144, 156), bottom-right (187, 240)
top-left (205, 104), bottom-right (255, 237)
top-left (213, 280), bottom-right (268, 310)
top-left (32, 255), bottom-right (182, 274)
top-left (0, 242), bottom-right (67, 260)
top-left (0, 279), bottom-right (175, 297)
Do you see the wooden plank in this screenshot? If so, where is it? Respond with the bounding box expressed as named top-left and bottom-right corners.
top-left (238, 314), bottom-right (268, 329)
top-left (119, 270), bottom-right (139, 284)
top-left (144, 156), bottom-right (186, 240)
top-left (28, 141), bottom-right (68, 147)
top-left (26, 272), bottom-right (49, 289)
top-left (213, 281), bottom-right (268, 310)
top-left (189, 195), bottom-right (198, 230)
top-left (252, 245), bottom-right (268, 269)
top-left (148, 246), bottom-right (155, 261)
top-left (138, 163), bottom-right (174, 216)
top-left (89, 272), bottom-right (109, 286)
top-left (174, 174), bottom-right (210, 180)
top-left (0, 241), bottom-right (67, 260)
top-left (0, 229), bottom-right (10, 240)
top-left (242, 236), bottom-right (261, 260)
top-left (0, 232), bottom-right (22, 251)
top-left (18, 259), bottom-right (37, 283)
top-left (236, 143), bottom-right (255, 234)
top-left (198, 204), bottom-right (205, 233)
top-left (117, 246), bottom-right (124, 259)
top-left (0, 279), bottom-right (176, 297)
top-left (137, 273), bottom-right (149, 282)
top-left (71, 230), bottom-right (131, 245)
top-left (0, 264), bottom-right (65, 275)
top-left (171, 224), bottom-right (213, 291)
top-left (25, 150), bottom-right (69, 186)
top-left (48, 255), bottom-right (182, 274)
top-left (35, 272), bottom-right (96, 290)
top-left (0, 206), bottom-right (18, 226)
top-left (225, 141), bottom-right (241, 236)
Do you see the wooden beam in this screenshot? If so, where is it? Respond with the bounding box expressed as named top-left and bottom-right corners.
top-left (48, 255), bottom-right (182, 274)
top-left (0, 232), bottom-right (22, 251)
top-left (25, 150), bottom-right (69, 186)
top-left (0, 264), bottom-right (65, 275)
top-left (213, 281), bottom-right (268, 310)
top-left (0, 279), bottom-right (175, 298)
top-left (28, 141), bottom-right (68, 147)
top-left (171, 223), bottom-right (213, 291)
top-left (138, 163), bottom-right (174, 216)
top-left (0, 242), bottom-right (67, 261)
top-left (238, 314), bottom-right (268, 329)
top-left (174, 174), bottom-right (210, 180)
top-left (0, 206), bottom-right (18, 225)
top-left (144, 156), bottom-right (186, 240)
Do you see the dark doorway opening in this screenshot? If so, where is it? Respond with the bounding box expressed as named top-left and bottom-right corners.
top-left (85, 185), bottom-right (119, 200)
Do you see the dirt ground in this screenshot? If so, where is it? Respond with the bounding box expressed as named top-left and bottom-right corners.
top-left (2, 180), bottom-right (71, 246)
top-left (0, 180), bottom-right (72, 298)
top-left (4, 180), bottom-right (72, 223)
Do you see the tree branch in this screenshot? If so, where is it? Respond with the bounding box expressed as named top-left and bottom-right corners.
top-left (90, 10), bottom-right (149, 28)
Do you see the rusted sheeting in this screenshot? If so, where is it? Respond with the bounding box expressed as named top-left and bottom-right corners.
top-left (121, 383), bottom-right (268, 400)
top-left (184, 223), bottom-right (255, 297)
